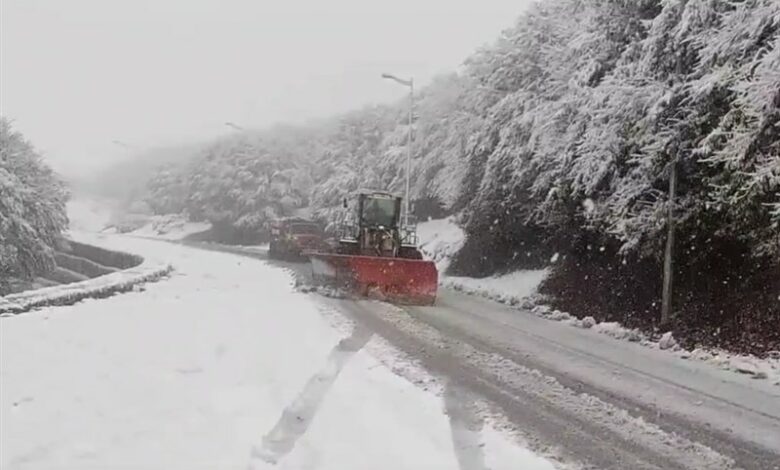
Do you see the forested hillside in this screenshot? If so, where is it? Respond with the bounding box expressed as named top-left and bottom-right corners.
top-left (134, 0), bottom-right (778, 351)
top-left (456, 0), bottom-right (779, 269)
top-left (139, 73), bottom-right (485, 236)
top-left (0, 119), bottom-right (69, 294)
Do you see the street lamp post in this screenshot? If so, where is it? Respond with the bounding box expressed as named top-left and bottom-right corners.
top-left (382, 73), bottom-right (414, 227)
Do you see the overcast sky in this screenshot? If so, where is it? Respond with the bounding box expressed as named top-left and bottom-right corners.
top-left (1, 0), bottom-right (532, 177)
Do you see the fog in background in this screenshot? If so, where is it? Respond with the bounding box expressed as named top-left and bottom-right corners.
top-left (1, 0), bottom-right (532, 179)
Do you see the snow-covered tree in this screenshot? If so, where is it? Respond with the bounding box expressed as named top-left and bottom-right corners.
top-left (0, 118), bottom-right (69, 292)
top-left (457, 0), bottom-right (778, 266)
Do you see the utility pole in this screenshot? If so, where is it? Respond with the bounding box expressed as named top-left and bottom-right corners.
top-left (661, 159), bottom-right (677, 326)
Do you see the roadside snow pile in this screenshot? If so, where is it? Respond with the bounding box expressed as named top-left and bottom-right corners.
top-left (524, 303), bottom-right (646, 341)
top-left (658, 331), bottom-right (677, 350)
top-left (542, 307), bottom-right (780, 384)
top-left (593, 322), bottom-right (644, 342)
top-left (446, 270), bottom-right (549, 306)
top-left (0, 263), bottom-right (173, 315)
top-left (416, 217), bottom-right (548, 303)
top-left (234, 244), bottom-right (270, 255)
top-left (0, 235), bottom-right (172, 315)
top-left (417, 217), bottom-right (465, 272)
top-left (0, 297), bottom-right (22, 315)
top-left (680, 348), bottom-right (780, 384)
top-left (416, 218), bottom-right (548, 302)
top-left (130, 214), bottom-right (211, 240)
top-left (1, 236), bottom-right (558, 470)
top-left (524, 300), bottom-right (780, 385)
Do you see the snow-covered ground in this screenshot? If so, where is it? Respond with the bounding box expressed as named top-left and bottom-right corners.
top-left (445, 271), bottom-right (549, 303)
top-left (417, 217), bottom-right (548, 300)
top-left (417, 217), bottom-right (465, 272)
top-left (0, 235), bottom-right (558, 470)
top-left (128, 214), bottom-right (211, 240)
top-left (66, 198), bottom-right (114, 232)
top-left (67, 197), bottom-right (210, 240)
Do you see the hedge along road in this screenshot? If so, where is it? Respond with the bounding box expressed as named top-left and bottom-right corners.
top-left (180, 240), bottom-right (780, 470)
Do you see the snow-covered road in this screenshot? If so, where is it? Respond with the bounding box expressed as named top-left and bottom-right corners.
top-left (181, 240), bottom-right (780, 470)
top-left (0, 236), bottom-right (556, 470)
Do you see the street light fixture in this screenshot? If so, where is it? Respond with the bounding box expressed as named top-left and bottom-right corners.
top-left (225, 122), bottom-right (244, 131)
top-left (382, 73), bottom-right (414, 227)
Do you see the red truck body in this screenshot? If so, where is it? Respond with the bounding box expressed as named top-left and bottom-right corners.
top-left (268, 218), bottom-right (324, 260)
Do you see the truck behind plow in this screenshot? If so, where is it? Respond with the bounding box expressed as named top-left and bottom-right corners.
top-left (308, 191), bottom-right (438, 305)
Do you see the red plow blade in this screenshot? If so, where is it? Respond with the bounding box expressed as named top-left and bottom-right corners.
top-left (309, 253), bottom-right (438, 305)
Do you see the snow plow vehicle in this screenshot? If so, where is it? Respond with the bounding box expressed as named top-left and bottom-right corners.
top-left (268, 218), bottom-right (324, 260)
top-left (308, 191), bottom-right (438, 305)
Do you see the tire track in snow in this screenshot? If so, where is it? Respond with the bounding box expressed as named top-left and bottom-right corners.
top-left (248, 326), bottom-right (373, 467)
top-left (315, 304), bottom-right (508, 470)
top-left (444, 380), bottom-right (491, 470)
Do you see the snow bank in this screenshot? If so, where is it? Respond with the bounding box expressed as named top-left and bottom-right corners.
top-left (130, 214), bottom-right (211, 241)
top-left (232, 244), bottom-right (270, 255)
top-left (416, 217), bottom-right (465, 272)
top-left (417, 217), bottom-right (549, 302)
top-left (523, 300), bottom-right (780, 385)
top-left (0, 264), bottom-right (172, 315)
top-left (445, 270), bottom-right (549, 305)
top-left (0, 297), bottom-right (22, 314)
top-left (521, 301), bottom-right (780, 386)
top-left (589, 320), bottom-right (643, 342)
top-left (681, 348), bottom-right (780, 385)
top-left (0, 236), bottom-right (558, 470)
top-left (0, 236), bottom-right (172, 315)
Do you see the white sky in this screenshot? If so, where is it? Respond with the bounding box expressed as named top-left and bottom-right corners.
top-left (1, 0), bottom-right (532, 177)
